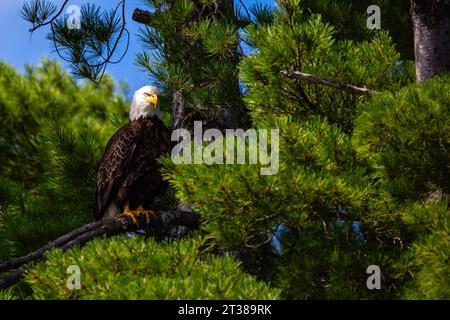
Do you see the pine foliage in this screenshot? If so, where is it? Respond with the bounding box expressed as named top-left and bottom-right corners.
top-left (135, 0), bottom-right (243, 127)
top-left (0, 59), bottom-right (128, 260)
top-left (24, 235), bottom-right (280, 299)
top-left (354, 75), bottom-right (450, 199)
top-left (160, 0), bottom-right (448, 299)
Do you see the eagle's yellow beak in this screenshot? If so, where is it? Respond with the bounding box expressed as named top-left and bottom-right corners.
top-left (147, 94), bottom-right (158, 109)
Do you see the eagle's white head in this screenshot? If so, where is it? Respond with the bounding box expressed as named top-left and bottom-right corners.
top-left (129, 85), bottom-right (161, 121)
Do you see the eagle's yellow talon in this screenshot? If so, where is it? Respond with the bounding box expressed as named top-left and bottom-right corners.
top-left (137, 206), bottom-right (154, 224)
top-left (143, 209), bottom-right (154, 224)
top-left (121, 205), bottom-right (154, 224)
top-left (122, 205), bottom-right (139, 224)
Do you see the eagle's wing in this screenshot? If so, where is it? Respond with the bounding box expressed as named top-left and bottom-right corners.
top-left (93, 123), bottom-right (140, 220)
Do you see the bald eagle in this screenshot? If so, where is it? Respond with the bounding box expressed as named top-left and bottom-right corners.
top-left (94, 86), bottom-right (172, 221)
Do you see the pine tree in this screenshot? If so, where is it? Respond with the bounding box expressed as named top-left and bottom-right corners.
top-left (25, 235), bottom-right (280, 299)
top-left (0, 59), bottom-right (129, 261)
top-left (354, 75), bottom-right (449, 299)
top-left (134, 0), bottom-right (245, 129)
top-left (0, 58), bottom-right (277, 299)
top-left (302, 0), bottom-right (413, 59)
top-left (0, 0), bottom-right (280, 299)
top-left (161, 0), bottom-right (448, 299)
top-left (2, 0), bottom-right (448, 300)
top-left (20, 0), bottom-right (246, 130)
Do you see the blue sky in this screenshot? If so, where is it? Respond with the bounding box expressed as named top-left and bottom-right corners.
top-left (0, 0), bottom-right (275, 99)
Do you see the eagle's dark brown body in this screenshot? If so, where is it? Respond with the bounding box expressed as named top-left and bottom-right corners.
top-left (94, 116), bottom-right (172, 221)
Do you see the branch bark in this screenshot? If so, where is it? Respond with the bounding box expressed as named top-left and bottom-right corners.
top-left (0, 209), bottom-right (199, 290)
top-left (280, 70), bottom-right (376, 96)
top-left (171, 90), bottom-right (186, 130)
top-left (132, 8), bottom-right (154, 24)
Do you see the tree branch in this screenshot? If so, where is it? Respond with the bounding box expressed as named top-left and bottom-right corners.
top-left (132, 8), bottom-right (154, 24)
top-left (22, 0), bottom-right (131, 83)
top-left (280, 70), bottom-right (377, 95)
top-left (87, 0), bottom-right (128, 69)
top-left (0, 209), bottom-right (199, 290)
top-left (238, 0), bottom-right (252, 22)
top-left (26, 0), bottom-right (70, 32)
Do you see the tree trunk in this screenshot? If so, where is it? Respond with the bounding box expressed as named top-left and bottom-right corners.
top-left (411, 0), bottom-right (450, 81)
top-left (171, 90), bottom-right (185, 130)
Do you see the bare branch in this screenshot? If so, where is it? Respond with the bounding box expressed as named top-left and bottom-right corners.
top-left (0, 268), bottom-right (24, 290)
top-left (280, 70), bottom-right (377, 96)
